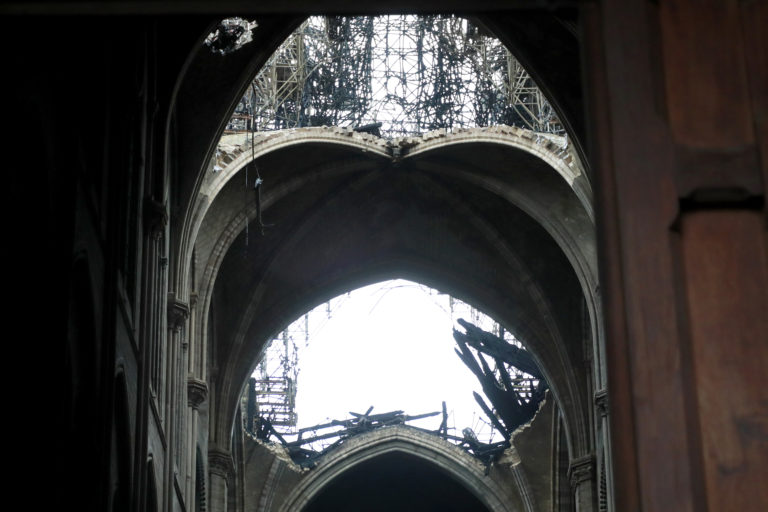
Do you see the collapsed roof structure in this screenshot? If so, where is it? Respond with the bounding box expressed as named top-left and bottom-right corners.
top-left (225, 16), bottom-right (565, 139)
top-left (244, 318), bottom-right (547, 470)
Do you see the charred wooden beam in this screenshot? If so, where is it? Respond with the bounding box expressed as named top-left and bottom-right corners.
top-left (439, 401), bottom-right (448, 438)
top-left (264, 407), bottom-right (441, 455)
top-left (454, 318), bottom-right (542, 379)
top-left (454, 318), bottom-right (548, 435)
top-left (473, 391), bottom-right (511, 441)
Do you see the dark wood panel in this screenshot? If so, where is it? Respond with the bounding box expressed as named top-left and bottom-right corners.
top-left (659, 0), bottom-right (753, 147)
top-left (739, 0), bottom-right (768, 197)
top-left (582, 1), bottom-right (699, 510)
top-left (679, 210), bottom-right (768, 511)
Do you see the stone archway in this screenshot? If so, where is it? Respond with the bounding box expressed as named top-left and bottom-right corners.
top-left (168, 15), bottom-right (601, 512)
top-left (277, 426), bottom-right (528, 512)
top-left (186, 126), bottom-right (596, 467)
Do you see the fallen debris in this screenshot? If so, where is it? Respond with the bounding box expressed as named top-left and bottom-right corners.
top-left (453, 318), bottom-right (548, 436)
top-left (205, 18), bottom-right (258, 56)
top-left (251, 404), bottom-right (511, 469)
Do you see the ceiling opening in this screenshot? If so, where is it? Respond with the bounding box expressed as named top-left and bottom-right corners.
top-left (217, 14), bottom-right (567, 141)
top-left (195, 8), bottom-right (594, 491)
top-left (240, 279), bottom-right (547, 468)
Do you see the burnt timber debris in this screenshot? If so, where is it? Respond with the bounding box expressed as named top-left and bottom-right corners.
top-left (205, 18), bottom-right (257, 55)
top-left (453, 318), bottom-right (548, 436)
top-left (246, 319), bottom-right (546, 470)
top-left (250, 407), bottom-right (440, 468)
top-left (249, 404), bottom-right (510, 469)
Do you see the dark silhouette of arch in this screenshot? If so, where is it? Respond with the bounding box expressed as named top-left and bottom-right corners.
top-left (302, 451), bottom-right (490, 512)
top-left (111, 372), bottom-right (132, 512)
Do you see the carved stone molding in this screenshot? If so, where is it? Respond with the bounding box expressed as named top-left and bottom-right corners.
top-left (188, 378), bottom-right (209, 409)
top-left (168, 295), bottom-right (190, 333)
top-left (143, 197), bottom-right (168, 237)
top-left (208, 448), bottom-right (235, 481)
top-left (594, 389), bottom-right (609, 418)
top-left (569, 454), bottom-right (594, 489)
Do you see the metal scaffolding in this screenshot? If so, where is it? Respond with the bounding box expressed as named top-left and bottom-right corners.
top-left (227, 15), bottom-right (563, 138)
top-left (243, 295), bottom-right (350, 436)
top-left (243, 315), bottom-right (307, 434)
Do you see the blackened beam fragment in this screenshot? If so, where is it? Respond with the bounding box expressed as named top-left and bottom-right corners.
top-left (286, 428), bottom-right (348, 447)
top-left (439, 401), bottom-right (448, 437)
top-left (208, 23), bottom-right (245, 54)
top-left (403, 424), bottom-right (509, 459)
top-left (350, 405), bottom-right (375, 417)
top-left (256, 417), bottom-right (288, 445)
top-left (281, 408), bottom-right (441, 448)
top-left (454, 318), bottom-right (548, 433)
top-left (454, 334), bottom-right (524, 430)
top-left (455, 318), bottom-right (542, 379)
top-left (473, 391), bottom-right (511, 441)
top-left (496, 356), bottom-right (517, 392)
top-left (353, 122), bottom-right (383, 136)
top-left (259, 405), bottom-right (509, 468)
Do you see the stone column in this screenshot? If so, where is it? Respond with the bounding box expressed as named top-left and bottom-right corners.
top-left (167, 296), bottom-right (189, 442)
top-left (594, 390), bottom-right (612, 511)
top-left (569, 454), bottom-right (596, 512)
top-left (209, 448), bottom-right (234, 512)
top-left (187, 378), bottom-right (208, 510)
top-left (142, 197), bottom-right (168, 403)
top-left (166, 296), bottom-right (189, 511)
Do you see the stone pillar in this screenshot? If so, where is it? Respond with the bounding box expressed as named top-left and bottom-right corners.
top-left (188, 293), bottom-right (199, 376)
top-left (142, 197), bottom-right (168, 403)
top-left (594, 390), bottom-right (612, 511)
top-left (209, 448), bottom-right (234, 512)
top-left (184, 292), bottom-right (200, 504)
top-left (166, 296), bottom-right (189, 511)
top-left (569, 455), bottom-right (596, 512)
top-left (187, 378), bottom-right (208, 510)
top-left (167, 296), bottom-right (189, 443)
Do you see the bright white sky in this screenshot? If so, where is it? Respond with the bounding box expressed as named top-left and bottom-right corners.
top-left (265, 279), bottom-right (505, 445)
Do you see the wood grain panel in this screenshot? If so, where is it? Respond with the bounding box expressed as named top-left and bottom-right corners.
top-left (659, 0), bottom-right (753, 147)
top-left (679, 210), bottom-right (768, 511)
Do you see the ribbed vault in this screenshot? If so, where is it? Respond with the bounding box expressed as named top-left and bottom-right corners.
top-left (186, 127), bottom-right (596, 465)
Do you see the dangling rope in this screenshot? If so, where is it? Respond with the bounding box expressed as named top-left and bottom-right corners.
top-left (251, 83), bottom-right (268, 236)
top-left (244, 142), bottom-right (249, 248)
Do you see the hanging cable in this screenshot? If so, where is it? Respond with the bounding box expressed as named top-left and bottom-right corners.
top-left (244, 137), bottom-right (249, 248)
top-left (251, 82), bottom-right (268, 235)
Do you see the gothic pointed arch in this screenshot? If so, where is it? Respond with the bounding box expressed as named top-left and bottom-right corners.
top-left (278, 426), bottom-right (528, 512)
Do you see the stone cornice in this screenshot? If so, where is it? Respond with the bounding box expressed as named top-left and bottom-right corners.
top-left (187, 377), bottom-right (208, 409)
top-left (168, 294), bottom-right (190, 333)
top-left (208, 448), bottom-right (235, 480)
top-left (143, 197), bottom-right (168, 237)
top-left (568, 454), bottom-right (594, 489)
top-left (594, 389), bottom-right (609, 418)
